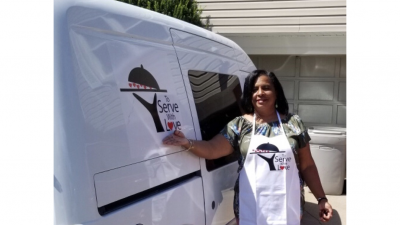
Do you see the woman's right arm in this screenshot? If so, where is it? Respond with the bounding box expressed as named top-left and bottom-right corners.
top-left (162, 130), bottom-right (234, 159)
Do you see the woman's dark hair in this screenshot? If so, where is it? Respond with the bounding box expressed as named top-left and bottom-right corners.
top-left (240, 69), bottom-right (289, 115)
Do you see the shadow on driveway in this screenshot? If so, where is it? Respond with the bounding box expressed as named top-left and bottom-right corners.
top-left (301, 202), bottom-right (342, 225)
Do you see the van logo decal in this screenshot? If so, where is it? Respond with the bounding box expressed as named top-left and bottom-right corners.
top-left (250, 143), bottom-right (290, 171)
top-left (120, 65), bottom-right (181, 133)
top-left (120, 65), bottom-right (167, 93)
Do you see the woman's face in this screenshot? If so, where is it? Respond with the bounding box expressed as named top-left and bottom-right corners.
top-left (252, 75), bottom-right (277, 113)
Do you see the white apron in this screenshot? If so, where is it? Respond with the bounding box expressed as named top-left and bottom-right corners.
top-left (239, 111), bottom-right (300, 225)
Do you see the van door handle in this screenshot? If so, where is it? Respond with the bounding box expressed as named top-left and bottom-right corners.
top-left (312, 130), bottom-right (343, 135)
top-left (319, 146), bottom-right (335, 150)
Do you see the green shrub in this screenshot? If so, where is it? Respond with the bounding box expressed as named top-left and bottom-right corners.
top-left (117, 0), bottom-right (211, 29)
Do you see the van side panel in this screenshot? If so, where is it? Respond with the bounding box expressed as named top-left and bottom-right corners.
top-left (55, 1), bottom-right (100, 224)
top-left (55, 0), bottom-right (256, 224)
top-left (171, 29), bottom-right (246, 225)
top-left (86, 178), bottom-right (205, 225)
top-left (94, 151), bottom-right (200, 207)
top-left (67, 23), bottom-right (198, 171)
top-left (56, 2), bottom-right (204, 224)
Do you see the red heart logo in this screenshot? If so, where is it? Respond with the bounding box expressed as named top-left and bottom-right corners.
top-left (167, 122), bottom-right (174, 130)
top-left (280, 166), bottom-right (285, 170)
top-left (129, 83), bottom-right (132, 87)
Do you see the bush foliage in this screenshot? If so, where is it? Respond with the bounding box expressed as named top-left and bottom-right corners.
top-left (117, 0), bottom-right (211, 29)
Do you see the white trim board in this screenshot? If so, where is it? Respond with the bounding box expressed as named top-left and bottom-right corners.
top-left (224, 35), bottom-right (346, 55)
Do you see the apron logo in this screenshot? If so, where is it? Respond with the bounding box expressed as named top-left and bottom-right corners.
top-left (120, 65), bottom-right (182, 132)
top-left (251, 143), bottom-right (291, 171)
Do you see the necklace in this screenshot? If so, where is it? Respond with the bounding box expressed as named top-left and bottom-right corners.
top-left (254, 111), bottom-right (277, 124)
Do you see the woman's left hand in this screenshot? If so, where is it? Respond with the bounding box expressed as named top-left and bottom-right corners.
top-left (162, 130), bottom-right (189, 147)
top-left (318, 199), bottom-right (333, 222)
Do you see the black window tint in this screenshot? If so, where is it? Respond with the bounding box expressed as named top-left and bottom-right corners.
top-left (189, 70), bottom-right (242, 171)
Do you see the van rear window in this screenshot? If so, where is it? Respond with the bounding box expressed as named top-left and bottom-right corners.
top-left (188, 70), bottom-right (242, 171)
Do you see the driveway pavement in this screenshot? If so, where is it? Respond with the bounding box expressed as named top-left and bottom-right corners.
top-left (228, 183), bottom-right (346, 225)
top-left (301, 185), bottom-right (346, 225)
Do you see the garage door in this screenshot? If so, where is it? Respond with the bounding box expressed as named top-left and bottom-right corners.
top-left (249, 55), bottom-right (346, 127)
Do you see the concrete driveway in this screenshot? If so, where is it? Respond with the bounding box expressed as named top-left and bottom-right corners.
top-left (301, 186), bottom-right (346, 225)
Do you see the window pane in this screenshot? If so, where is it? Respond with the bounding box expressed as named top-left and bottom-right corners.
top-left (189, 70), bottom-right (242, 171)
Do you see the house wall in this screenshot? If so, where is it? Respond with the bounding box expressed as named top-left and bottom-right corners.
top-left (199, 0), bottom-right (346, 34)
top-left (198, 1), bottom-right (346, 127)
top-left (198, 0), bottom-right (346, 55)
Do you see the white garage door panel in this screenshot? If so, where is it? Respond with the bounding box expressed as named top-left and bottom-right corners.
top-left (338, 82), bottom-right (346, 102)
top-left (249, 54), bottom-right (346, 127)
top-left (298, 105), bottom-right (332, 124)
top-left (258, 55), bottom-right (296, 77)
top-left (337, 105), bottom-right (346, 125)
top-left (289, 103), bottom-right (294, 114)
top-left (281, 81), bottom-right (295, 100)
top-left (300, 56), bottom-right (336, 77)
top-left (340, 57), bottom-right (346, 77)
top-left (299, 81), bottom-right (334, 101)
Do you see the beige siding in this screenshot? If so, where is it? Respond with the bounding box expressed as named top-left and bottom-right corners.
top-left (199, 0), bottom-right (346, 34)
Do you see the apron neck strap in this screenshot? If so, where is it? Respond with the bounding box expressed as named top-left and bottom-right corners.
top-left (252, 113), bottom-right (256, 135)
top-left (253, 111), bottom-right (285, 135)
top-left (276, 111), bottom-right (283, 129)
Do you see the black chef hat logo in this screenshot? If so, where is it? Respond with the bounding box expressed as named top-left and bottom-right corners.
top-left (256, 143), bottom-right (279, 152)
top-left (120, 64), bottom-right (167, 93)
top-left (252, 142), bottom-right (284, 171)
top-left (120, 65), bottom-right (167, 132)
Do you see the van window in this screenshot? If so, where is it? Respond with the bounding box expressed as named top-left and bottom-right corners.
top-left (188, 70), bottom-right (242, 171)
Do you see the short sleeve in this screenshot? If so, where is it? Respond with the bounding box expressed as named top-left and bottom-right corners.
top-left (288, 114), bottom-right (311, 149)
top-left (219, 117), bottom-right (242, 150)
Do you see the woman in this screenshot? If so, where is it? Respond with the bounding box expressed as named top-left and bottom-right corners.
top-left (163, 70), bottom-right (333, 225)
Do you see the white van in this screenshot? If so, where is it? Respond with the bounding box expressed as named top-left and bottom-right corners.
top-left (54, 0), bottom-right (256, 224)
